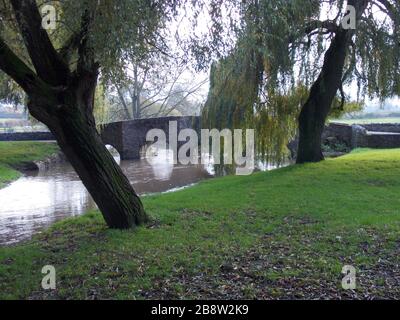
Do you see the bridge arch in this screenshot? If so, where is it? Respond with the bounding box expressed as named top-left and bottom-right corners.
top-left (100, 116), bottom-right (201, 160)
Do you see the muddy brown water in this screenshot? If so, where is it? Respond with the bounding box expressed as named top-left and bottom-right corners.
top-left (0, 147), bottom-right (284, 246)
top-left (0, 149), bottom-right (215, 245)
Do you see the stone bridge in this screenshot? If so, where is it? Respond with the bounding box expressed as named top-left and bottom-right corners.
top-left (3, 117), bottom-right (400, 161)
top-left (100, 116), bottom-right (201, 160)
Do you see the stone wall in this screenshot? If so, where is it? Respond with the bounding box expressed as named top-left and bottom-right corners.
top-left (362, 123), bottom-right (400, 133)
top-left (289, 122), bottom-right (400, 159)
top-left (348, 123), bottom-right (400, 149)
top-left (324, 122), bottom-right (400, 150)
top-left (322, 122), bottom-right (353, 148)
top-left (364, 132), bottom-right (400, 149)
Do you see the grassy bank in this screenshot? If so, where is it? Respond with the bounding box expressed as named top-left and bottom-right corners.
top-left (0, 141), bottom-right (59, 188)
top-left (1, 149), bottom-right (400, 299)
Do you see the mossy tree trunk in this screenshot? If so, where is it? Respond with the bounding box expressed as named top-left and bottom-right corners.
top-left (296, 0), bottom-right (369, 164)
top-left (0, 0), bottom-right (148, 228)
top-left (296, 31), bottom-right (350, 164)
top-left (42, 77), bottom-right (147, 228)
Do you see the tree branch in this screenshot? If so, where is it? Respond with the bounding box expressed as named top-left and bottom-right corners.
top-left (10, 0), bottom-right (70, 85)
top-left (59, 29), bottom-right (86, 64)
top-left (0, 37), bottom-right (42, 94)
top-left (303, 20), bottom-right (340, 35)
top-left (76, 9), bottom-right (99, 77)
top-left (374, 0), bottom-right (398, 23)
top-left (116, 86), bottom-right (131, 119)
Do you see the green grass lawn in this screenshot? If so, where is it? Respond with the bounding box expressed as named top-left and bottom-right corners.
top-left (0, 141), bottom-right (59, 188)
top-left (1, 148), bottom-right (400, 299)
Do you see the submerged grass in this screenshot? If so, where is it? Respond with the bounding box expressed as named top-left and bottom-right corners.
top-left (1, 147), bottom-right (400, 299)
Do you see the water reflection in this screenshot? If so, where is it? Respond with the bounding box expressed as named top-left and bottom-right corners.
top-left (0, 148), bottom-right (287, 246)
top-left (0, 150), bottom-right (213, 245)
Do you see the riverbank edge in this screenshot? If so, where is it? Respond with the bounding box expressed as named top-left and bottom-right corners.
top-left (27, 150), bottom-right (66, 171)
top-left (0, 142), bottom-right (60, 189)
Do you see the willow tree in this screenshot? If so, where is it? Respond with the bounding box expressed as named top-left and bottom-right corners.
top-left (201, 0), bottom-right (400, 163)
top-left (203, 43), bottom-right (308, 164)
top-left (0, 0), bottom-right (180, 228)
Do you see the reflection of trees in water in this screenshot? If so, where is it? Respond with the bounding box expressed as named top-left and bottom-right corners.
top-left (211, 155), bottom-right (290, 177)
top-left (0, 153), bottom-right (215, 244)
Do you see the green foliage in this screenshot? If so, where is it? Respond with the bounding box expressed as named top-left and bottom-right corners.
top-left (202, 44), bottom-right (308, 163)
top-left (329, 100), bottom-right (364, 120)
top-left (321, 141), bottom-right (349, 153)
top-left (201, 0), bottom-right (400, 163)
top-left (201, 0), bottom-right (400, 100)
top-left (0, 0), bottom-right (181, 85)
top-left (0, 72), bottom-right (24, 106)
top-left (93, 84), bottom-right (112, 125)
top-left (2, 149), bottom-right (400, 298)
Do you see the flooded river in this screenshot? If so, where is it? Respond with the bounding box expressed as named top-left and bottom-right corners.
top-left (0, 150), bottom-right (214, 245)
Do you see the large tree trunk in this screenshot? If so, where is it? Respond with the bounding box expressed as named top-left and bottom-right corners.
top-left (296, 0), bottom-right (369, 163)
top-left (1, 0), bottom-right (148, 229)
top-left (30, 79), bottom-right (148, 229)
top-left (296, 31), bottom-right (351, 164)
top-left (53, 115), bottom-right (147, 228)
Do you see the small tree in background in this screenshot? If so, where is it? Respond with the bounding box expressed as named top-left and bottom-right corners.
top-left (106, 56), bottom-right (206, 121)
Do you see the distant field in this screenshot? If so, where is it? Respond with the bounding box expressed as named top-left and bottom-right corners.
top-left (0, 126), bottom-right (48, 133)
top-left (0, 118), bottom-right (21, 123)
top-left (332, 117), bottom-right (400, 125)
top-left (0, 119), bottom-right (28, 126)
top-left (0, 118), bottom-right (48, 133)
